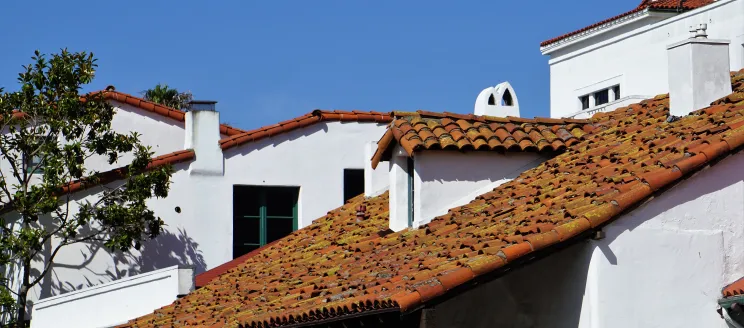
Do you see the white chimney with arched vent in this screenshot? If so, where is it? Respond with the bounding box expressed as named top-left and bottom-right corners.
top-left (474, 82), bottom-right (520, 118)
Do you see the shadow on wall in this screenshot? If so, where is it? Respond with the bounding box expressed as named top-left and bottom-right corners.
top-left (430, 152), bottom-right (744, 328)
top-left (224, 122), bottom-right (329, 159)
top-left (35, 227), bottom-right (206, 300)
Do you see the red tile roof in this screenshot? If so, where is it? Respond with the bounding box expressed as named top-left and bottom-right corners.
top-left (61, 150), bottom-right (195, 195)
top-left (220, 110), bottom-right (392, 150)
top-left (540, 0), bottom-right (716, 47)
top-left (0, 150), bottom-right (195, 216)
top-left (121, 70), bottom-right (744, 328)
top-left (101, 87), bottom-right (246, 136)
top-left (195, 240), bottom-right (280, 288)
top-left (723, 277), bottom-right (744, 298)
top-left (371, 111), bottom-right (590, 169)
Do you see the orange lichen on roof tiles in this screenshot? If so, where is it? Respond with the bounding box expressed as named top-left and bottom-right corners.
top-left (371, 111), bottom-right (592, 168)
top-left (100, 88), bottom-right (246, 136)
top-left (220, 109), bottom-right (392, 150)
top-left (121, 70), bottom-right (744, 328)
top-left (540, 0), bottom-right (715, 47)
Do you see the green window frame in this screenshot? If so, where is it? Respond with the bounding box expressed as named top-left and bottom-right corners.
top-left (233, 186), bottom-right (299, 259)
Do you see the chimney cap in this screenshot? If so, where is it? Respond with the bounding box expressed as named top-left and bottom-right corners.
top-left (186, 100), bottom-right (217, 111)
top-left (690, 23), bottom-right (708, 39)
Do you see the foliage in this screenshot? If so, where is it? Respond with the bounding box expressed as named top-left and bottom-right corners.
top-left (0, 50), bottom-right (173, 327)
top-left (142, 83), bottom-right (192, 110)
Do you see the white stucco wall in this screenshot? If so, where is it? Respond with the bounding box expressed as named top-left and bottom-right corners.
top-left (86, 102), bottom-right (188, 173)
top-left (364, 141), bottom-right (389, 198)
top-left (545, 0), bottom-right (744, 118)
top-left (30, 265), bottom-right (193, 328)
top-left (432, 151), bottom-right (744, 328)
top-left (412, 151), bottom-right (546, 228)
top-left (16, 118), bottom-right (389, 321)
top-left (221, 121), bottom-right (388, 228)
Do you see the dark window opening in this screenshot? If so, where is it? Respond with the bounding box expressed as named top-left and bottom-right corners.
top-left (487, 94), bottom-right (496, 106)
top-left (501, 89), bottom-right (514, 106)
top-left (613, 85), bottom-right (621, 101)
top-left (580, 96), bottom-right (590, 110)
top-left (595, 89), bottom-right (609, 106)
top-left (233, 185), bottom-right (299, 258)
top-left (343, 169), bottom-right (365, 203)
top-left (407, 157), bottom-right (414, 228)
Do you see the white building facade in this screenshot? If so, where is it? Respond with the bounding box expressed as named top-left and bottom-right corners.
top-left (2, 90), bottom-right (391, 322)
top-left (542, 0), bottom-right (744, 118)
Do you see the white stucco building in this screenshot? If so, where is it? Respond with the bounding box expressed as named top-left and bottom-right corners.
top-left (17, 1), bottom-right (744, 327)
top-left (541, 0), bottom-right (744, 118)
top-left (0, 88), bottom-right (392, 325)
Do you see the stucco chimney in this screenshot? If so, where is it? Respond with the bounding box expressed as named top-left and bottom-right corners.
top-left (667, 24), bottom-right (732, 117)
top-left (474, 82), bottom-right (520, 118)
top-left (184, 100), bottom-right (223, 176)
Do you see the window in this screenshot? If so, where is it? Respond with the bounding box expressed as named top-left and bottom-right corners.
top-left (343, 169), bottom-right (364, 202)
top-left (24, 136), bottom-right (45, 174)
top-left (579, 84), bottom-right (621, 110)
top-left (407, 157), bottom-right (414, 228)
top-left (232, 186), bottom-right (299, 258)
top-left (25, 154), bottom-right (43, 174)
top-left (613, 85), bottom-right (621, 101)
top-left (594, 89), bottom-right (609, 106)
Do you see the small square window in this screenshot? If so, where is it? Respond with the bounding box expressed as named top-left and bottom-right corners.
top-left (580, 96), bottom-right (590, 110)
top-left (595, 89), bottom-right (609, 106)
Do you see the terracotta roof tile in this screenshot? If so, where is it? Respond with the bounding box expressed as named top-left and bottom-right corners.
top-left (121, 70), bottom-right (744, 328)
top-left (100, 87), bottom-right (246, 136)
top-left (723, 277), bottom-right (744, 298)
top-left (371, 111), bottom-right (592, 168)
top-left (220, 110), bottom-right (392, 150)
top-left (540, 0), bottom-right (715, 47)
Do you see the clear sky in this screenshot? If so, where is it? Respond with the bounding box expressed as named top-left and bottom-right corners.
top-left (1, 0), bottom-right (639, 129)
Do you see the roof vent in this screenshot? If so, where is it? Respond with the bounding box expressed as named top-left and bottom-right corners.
top-left (667, 23), bottom-right (732, 117)
top-left (186, 100), bottom-right (217, 112)
top-left (474, 82), bottom-right (520, 117)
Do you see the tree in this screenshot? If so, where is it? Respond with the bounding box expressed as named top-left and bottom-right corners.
top-left (142, 83), bottom-right (192, 110)
top-left (0, 50), bottom-right (173, 327)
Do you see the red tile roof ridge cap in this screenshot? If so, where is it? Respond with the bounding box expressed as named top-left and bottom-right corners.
top-left (220, 109), bottom-right (392, 150)
top-left (93, 87), bottom-right (246, 136)
top-left (61, 149), bottom-right (195, 195)
top-left (540, 0), bottom-right (715, 47)
top-left (389, 110), bottom-right (591, 125)
top-left (0, 149), bottom-right (195, 215)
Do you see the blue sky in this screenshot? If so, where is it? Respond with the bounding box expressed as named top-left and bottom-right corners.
top-left (1, 1), bottom-right (639, 129)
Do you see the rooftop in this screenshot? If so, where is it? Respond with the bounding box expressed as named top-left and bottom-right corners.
top-left (371, 111), bottom-right (590, 169)
top-left (121, 69), bottom-right (744, 327)
top-left (540, 0), bottom-right (716, 48)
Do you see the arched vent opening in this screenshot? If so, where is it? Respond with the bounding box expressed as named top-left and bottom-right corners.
top-left (488, 94), bottom-right (496, 106)
top-left (502, 89), bottom-right (514, 106)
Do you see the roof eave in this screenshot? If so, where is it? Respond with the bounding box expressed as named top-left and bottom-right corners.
top-left (540, 8), bottom-right (655, 55)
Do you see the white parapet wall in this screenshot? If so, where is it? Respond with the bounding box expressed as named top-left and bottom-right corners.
top-left (31, 265), bottom-right (194, 328)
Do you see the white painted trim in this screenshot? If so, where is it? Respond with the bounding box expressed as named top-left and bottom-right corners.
top-left (545, 0), bottom-right (738, 64)
top-left (573, 74), bottom-right (624, 95)
top-left (540, 9), bottom-right (654, 54)
top-left (32, 265), bottom-right (192, 308)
